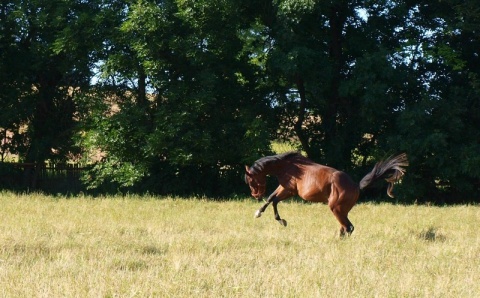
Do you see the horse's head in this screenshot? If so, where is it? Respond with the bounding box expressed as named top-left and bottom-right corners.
top-left (244, 165), bottom-right (266, 200)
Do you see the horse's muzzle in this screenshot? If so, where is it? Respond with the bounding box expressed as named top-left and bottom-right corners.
top-left (252, 192), bottom-right (264, 201)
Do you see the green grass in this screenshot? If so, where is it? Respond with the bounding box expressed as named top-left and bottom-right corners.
top-left (0, 191), bottom-right (479, 297)
top-left (270, 141), bottom-right (300, 154)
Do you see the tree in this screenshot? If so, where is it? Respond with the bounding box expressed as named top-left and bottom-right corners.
top-left (254, 0), bottom-right (415, 172)
top-left (1, 0), bottom-right (478, 200)
top-left (252, 0), bottom-right (479, 201)
top-left (78, 0), bottom-right (274, 194)
top-left (0, 0), bottom-right (110, 187)
top-left (391, 0), bottom-right (480, 201)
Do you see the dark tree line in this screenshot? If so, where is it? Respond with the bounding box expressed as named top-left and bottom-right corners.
top-left (1, 0), bottom-right (479, 202)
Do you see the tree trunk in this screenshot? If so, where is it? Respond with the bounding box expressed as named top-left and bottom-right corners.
top-left (138, 66), bottom-right (147, 106)
top-left (294, 76), bottom-right (312, 157)
top-left (322, 2), bottom-right (349, 169)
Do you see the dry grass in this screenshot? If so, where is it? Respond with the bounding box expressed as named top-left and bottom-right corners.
top-left (0, 191), bottom-right (479, 297)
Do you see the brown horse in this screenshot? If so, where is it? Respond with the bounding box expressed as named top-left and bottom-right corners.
top-left (245, 152), bottom-right (408, 236)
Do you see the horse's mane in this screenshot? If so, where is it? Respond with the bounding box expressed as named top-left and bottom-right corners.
top-left (249, 152), bottom-right (303, 175)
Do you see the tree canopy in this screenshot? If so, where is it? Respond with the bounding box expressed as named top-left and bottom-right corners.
top-left (1, 0), bottom-right (479, 202)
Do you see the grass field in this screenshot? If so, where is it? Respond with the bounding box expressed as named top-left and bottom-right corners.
top-left (0, 191), bottom-right (479, 297)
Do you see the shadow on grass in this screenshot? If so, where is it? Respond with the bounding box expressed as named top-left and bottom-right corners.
top-left (418, 227), bottom-right (446, 242)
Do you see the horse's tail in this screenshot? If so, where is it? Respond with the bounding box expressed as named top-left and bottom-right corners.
top-left (359, 153), bottom-right (409, 198)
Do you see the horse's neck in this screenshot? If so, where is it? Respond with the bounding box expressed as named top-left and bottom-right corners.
top-left (262, 160), bottom-right (290, 177)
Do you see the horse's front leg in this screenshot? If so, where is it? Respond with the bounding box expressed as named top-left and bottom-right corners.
top-left (255, 186), bottom-right (290, 227)
top-left (272, 200), bottom-right (287, 227)
top-left (255, 197), bottom-right (287, 227)
top-left (254, 192), bottom-right (276, 218)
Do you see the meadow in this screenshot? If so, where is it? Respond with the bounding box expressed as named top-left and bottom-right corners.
top-left (0, 191), bottom-right (479, 297)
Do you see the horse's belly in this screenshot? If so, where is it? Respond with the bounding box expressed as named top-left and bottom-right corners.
top-left (300, 191), bottom-right (329, 203)
top-left (297, 181), bottom-right (330, 203)
top-left (296, 166), bottom-right (333, 203)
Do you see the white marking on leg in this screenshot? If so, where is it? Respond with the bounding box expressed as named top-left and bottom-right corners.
top-left (254, 210), bottom-right (262, 218)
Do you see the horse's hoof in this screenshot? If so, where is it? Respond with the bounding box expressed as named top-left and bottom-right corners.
top-left (254, 210), bottom-right (262, 218)
top-left (277, 219), bottom-right (287, 227)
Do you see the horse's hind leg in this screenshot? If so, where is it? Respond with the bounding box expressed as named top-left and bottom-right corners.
top-left (329, 198), bottom-right (355, 237)
top-left (328, 175), bottom-right (359, 237)
top-left (332, 210), bottom-right (354, 237)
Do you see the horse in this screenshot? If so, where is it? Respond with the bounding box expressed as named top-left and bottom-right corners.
top-left (244, 152), bottom-right (408, 236)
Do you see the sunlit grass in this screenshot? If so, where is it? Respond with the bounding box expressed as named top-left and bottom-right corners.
top-left (0, 191), bottom-right (479, 297)
top-left (271, 141), bottom-right (303, 154)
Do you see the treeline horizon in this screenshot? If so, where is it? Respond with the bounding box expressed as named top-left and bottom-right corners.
top-left (1, 0), bottom-right (479, 202)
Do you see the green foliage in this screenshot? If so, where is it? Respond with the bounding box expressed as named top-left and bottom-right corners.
top-left (0, 0), bottom-right (107, 165)
top-left (74, 0), bottom-right (273, 194)
top-left (76, 92), bottom-right (150, 188)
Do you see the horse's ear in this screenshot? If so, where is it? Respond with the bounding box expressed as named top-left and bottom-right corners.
top-left (245, 165), bottom-right (252, 175)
